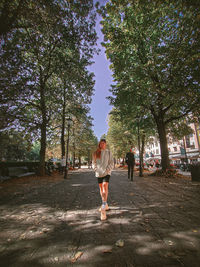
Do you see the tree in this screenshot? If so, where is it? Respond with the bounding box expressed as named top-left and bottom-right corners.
top-left (107, 110), bottom-right (137, 161)
top-left (0, 0), bottom-right (33, 37)
top-left (71, 115), bottom-right (98, 168)
top-left (0, 130), bottom-right (34, 161)
top-left (107, 107), bottom-right (156, 176)
top-left (100, 0), bottom-right (200, 171)
top-left (1, 1), bottom-right (98, 175)
top-left (57, 68), bottom-right (95, 159)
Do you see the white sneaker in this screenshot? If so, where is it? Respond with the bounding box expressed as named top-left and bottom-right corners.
top-left (101, 209), bottom-right (107, 221)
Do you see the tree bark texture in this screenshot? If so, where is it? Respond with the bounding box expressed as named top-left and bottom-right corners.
top-left (39, 84), bottom-right (47, 176)
top-left (78, 154), bottom-right (81, 169)
top-left (139, 134), bottom-right (145, 177)
top-left (155, 115), bottom-right (170, 171)
top-left (61, 91), bottom-right (66, 158)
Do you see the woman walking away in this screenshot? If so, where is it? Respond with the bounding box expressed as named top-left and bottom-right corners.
top-left (92, 139), bottom-right (114, 221)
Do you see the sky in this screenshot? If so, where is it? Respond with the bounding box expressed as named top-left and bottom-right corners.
top-left (89, 10), bottom-right (113, 140)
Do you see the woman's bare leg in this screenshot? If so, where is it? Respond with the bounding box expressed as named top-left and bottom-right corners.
top-left (99, 182), bottom-right (108, 220)
top-left (98, 183), bottom-right (103, 199)
top-left (98, 182), bottom-right (109, 202)
top-left (102, 182), bottom-right (109, 202)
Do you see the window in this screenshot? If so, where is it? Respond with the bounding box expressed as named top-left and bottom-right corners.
top-left (185, 136), bottom-right (190, 148)
top-left (190, 143), bottom-right (195, 149)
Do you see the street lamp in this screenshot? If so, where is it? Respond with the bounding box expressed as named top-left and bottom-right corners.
top-left (64, 116), bottom-right (73, 179)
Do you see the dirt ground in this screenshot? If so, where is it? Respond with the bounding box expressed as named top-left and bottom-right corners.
top-left (0, 168), bottom-right (199, 266)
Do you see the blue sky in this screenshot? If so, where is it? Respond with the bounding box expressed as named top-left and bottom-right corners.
top-left (89, 9), bottom-right (113, 140)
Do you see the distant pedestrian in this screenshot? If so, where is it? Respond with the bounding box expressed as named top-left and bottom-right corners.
top-left (125, 148), bottom-right (135, 181)
top-left (92, 139), bottom-right (114, 221)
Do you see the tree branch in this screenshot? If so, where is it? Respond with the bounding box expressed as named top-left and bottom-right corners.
top-left (164, 109), bottom-right (191, 125)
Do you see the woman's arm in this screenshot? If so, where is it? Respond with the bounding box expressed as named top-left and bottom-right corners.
top-left (106, 150), bottom-right (114, 172)
top-left (92, 153), bottom-right (97, 171)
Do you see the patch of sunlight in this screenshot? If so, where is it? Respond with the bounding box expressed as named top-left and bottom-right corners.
top-left (136, 241), bottom-right (165, 255)
top-left (4, 205), bottom-right (52, 221)
top-left (66, 210), bottom-right (88, 216)
top-left (118, 208), bottom-right (131, 212)
top-left (72, 220), bottom-right (103, 231)
top-left (23, 227), bottom-right (54, 239)
top-left (171, 230), bottom-right (200, 245)
top-left (0, 228), bottom-right (25, 240)
top-left (95, 245), bottom-right (113, 252)
top-left (71, 183), bottom-right (84, 187)
top-left (106, 217), bottom-right (130, 224)
top-left (20, 246), bottom-right (72, 264)
top-left (126, 234), bottom-right (165, 255)
top-left (129, 234), bottom-right (155, 243)
top-left (135, 201), bottom-right (178, 210)
top-left (107, 206), bottom-right (120, 210)
top-left (54, 210), bottom-right (66, 218)
top-left (0, 203), bottom-right (68, 241)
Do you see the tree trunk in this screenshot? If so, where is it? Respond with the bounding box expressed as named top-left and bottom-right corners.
top-left (61, 111), bottom-right (65, 158)
top-left (137, 119), bottom-right (143, 176)
top-left (139, 133), bottom-right (145, 177)
top-left (155, 115), bottom-right (170, 171)
top-left (39, 122), bottom-right (46, 176)
top-left (39, 85), bottom-right (47, 176)
top-left (78, 154), bottom-right (81, 169)
top-left (61, 91), bottom-right (66, 158)
top-left (73, 148), bottom-right (76, 169)
top-left (72, 126), bottom-right (76, 169)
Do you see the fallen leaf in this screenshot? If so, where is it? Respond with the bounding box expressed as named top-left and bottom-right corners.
top-left (103, 249), bottom-right (112, 253)
top-left (164, 252), bottom-right (176, 258)
top-left (70, 251), bottom-right (83, 263)
top-left (192, 230), bottom-right (198, 232)
top-left (115, 239), bottom-right (124, 247)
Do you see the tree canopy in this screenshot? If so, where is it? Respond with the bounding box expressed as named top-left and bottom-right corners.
top-left (0, 0), bottom-right (99, 174)
top-left (100, 0), bottom-right (200, 170)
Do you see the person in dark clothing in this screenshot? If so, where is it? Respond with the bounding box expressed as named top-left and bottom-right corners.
top-left (125, 149), bottom-right (135, 181)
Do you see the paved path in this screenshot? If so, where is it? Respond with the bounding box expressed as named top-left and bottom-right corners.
top-left (0, 169), bottom-right (199, 267)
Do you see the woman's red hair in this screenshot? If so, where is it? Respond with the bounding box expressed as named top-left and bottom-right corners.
top-left (93, 139), bottom-right (106, 159)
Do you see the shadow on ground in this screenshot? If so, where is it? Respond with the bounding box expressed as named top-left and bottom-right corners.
top-left (0, 169), bottom-right (200, 266)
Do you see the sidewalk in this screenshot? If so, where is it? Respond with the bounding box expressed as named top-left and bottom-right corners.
top-left (0, 169), bottom-right (199, 266)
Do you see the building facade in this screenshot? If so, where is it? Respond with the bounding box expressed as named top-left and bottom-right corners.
top-left (144, 123), bottom-right (200, 165)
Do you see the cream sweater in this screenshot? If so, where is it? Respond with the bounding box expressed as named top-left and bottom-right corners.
top-left (92, 149), bottom-right (114, 177)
